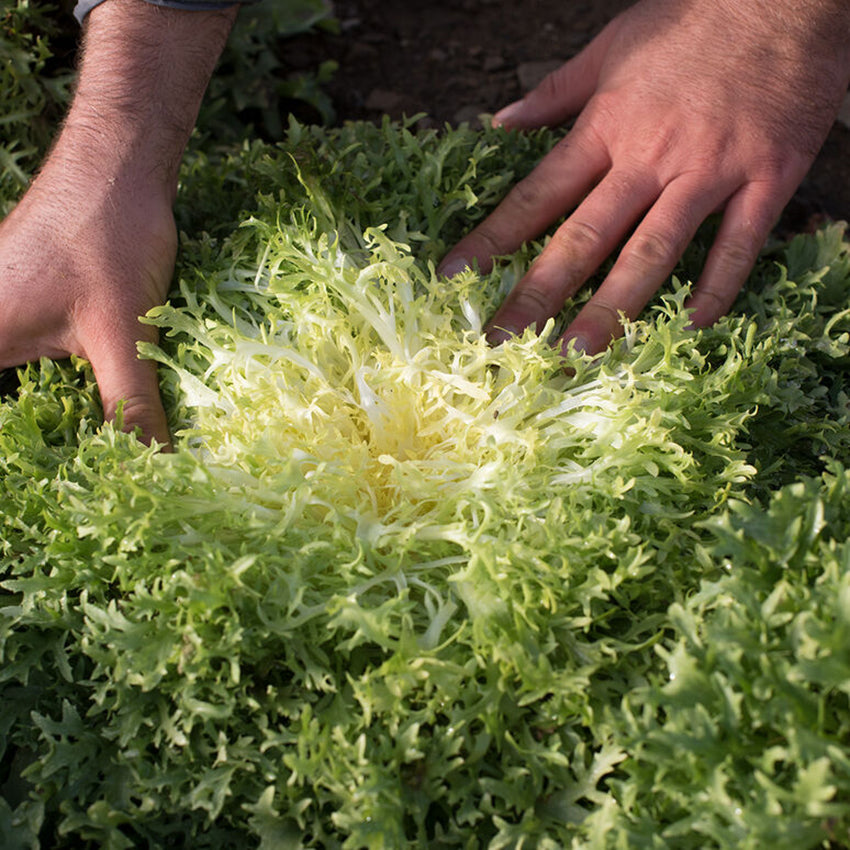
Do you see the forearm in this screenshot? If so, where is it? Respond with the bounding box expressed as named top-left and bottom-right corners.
top-left (54, 0), bottom-right (237, 202)
top-left (725, 0), bottom-right (850, 77)
top-left (712, 0), bottom-right (850, 155)
top-left (759, 0), bottom-right (850, 47)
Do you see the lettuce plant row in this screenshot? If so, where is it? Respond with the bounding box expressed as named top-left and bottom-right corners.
top-left (3, 117), bottom-right (850, 848)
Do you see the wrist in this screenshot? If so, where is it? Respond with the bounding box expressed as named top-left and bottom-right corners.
top-left (40, 122), bottom-right (180, 210)
top-left (61, 0), bottom-right (237, 198)
top-left (722, 0), bottom-right (850, 71)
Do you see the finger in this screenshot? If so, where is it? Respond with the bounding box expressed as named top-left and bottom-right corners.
top-left (560, 174), bottom-right (735, 355)
top-left (493, 21), bottom-right (618, 129)
top-left (484, 166), bottom-right (665, 344)
top-left (87, 328), bottom-right (171, 449)
top-left (685, 182), bottom-right (787, 328)
top-left (438, 127), bottom-right (611, 279)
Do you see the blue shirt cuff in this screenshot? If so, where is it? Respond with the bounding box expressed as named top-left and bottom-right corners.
top-left (74, 0), bottom-right (249, 24)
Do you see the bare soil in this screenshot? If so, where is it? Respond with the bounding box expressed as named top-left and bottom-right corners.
top-left (285, 0), bottom-right (850, 236)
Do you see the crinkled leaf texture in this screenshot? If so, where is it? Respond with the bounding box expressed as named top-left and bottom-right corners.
top-left (3, 119), bottom-right (850, 849)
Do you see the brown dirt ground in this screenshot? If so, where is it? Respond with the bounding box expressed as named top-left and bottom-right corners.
top-left (284, 0), bottom-right (850, 237)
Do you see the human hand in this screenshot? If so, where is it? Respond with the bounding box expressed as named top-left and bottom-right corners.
top-left (0, 135), bottom-right (177, 446)
top-left (0, 0), bottom-right (237, 446)
top-left (440, 0), bottom-right (850, 354)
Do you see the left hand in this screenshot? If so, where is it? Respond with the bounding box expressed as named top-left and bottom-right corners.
top-left (0, 0), bottom-right (238, 447)
top-left (0, 134), bottom-right (178, 446)
top-left (439, 0), bottom-right (850, 354)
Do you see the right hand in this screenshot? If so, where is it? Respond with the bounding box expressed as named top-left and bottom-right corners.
top-left (440, 0), bottom-right (850, 356)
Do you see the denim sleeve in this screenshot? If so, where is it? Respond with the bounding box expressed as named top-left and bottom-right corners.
top-left (74, 0), bottom-right (256, 25)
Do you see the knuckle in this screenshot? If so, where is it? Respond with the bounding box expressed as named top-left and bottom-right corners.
top-left (554, 218), bottom-right (605, 258)
top-left (694, 288), bottom-right (729, 311)
top-left (753, 153), bottom-right (787, 183)
top-left (715, 242), bottom-right (754, 275)
top-left (750, 147), bottom-right (807, 185)
top-left (642, 125), bottom-right (681, 166)
top-left (605, 169), bottom-right (646, 198)
top-left (534, 67), bottom-right (566, 102)
top-left (552, 133), bottom-right (573, 156)
top-left (718, 226), bottom-right (765, 272)
top-left (581, 90), bottom-right (618, 128)
top-left (505, 174), bottom-right (548, 213)
top-left (624, 230), bottom-right (680, 271)
top-left (510, 284), bottom-right (557, 319)
top-left (468, 224), bottom-right (505, 260)
top-left (738, 215), bottom-right (768, 248)
top-left (587, 298), bottom-right (624, 326)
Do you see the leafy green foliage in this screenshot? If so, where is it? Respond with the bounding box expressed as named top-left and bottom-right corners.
top-left (4, 115), bottom-right (850, 847)
top-left (4, 10), bottom-right (850, 848)
top-left (196, 0), bottom-right (338, 143)
top-left (0, 0), bottom-right (74, 212)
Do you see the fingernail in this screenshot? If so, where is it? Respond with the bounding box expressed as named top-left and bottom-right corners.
top-left (485, 325), bottom-right (516, 346)
top-left (492, 99), bottom-right (524, 128)
top-left (561, 334), bottom-right (589, 355)
top-left (438, 256), bottom-right (471, 278)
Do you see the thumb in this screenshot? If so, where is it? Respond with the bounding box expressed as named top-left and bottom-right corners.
top-left (493, 22), bottom-right (617, 130)
top-left (88, 330), bottom-right (171, 449)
